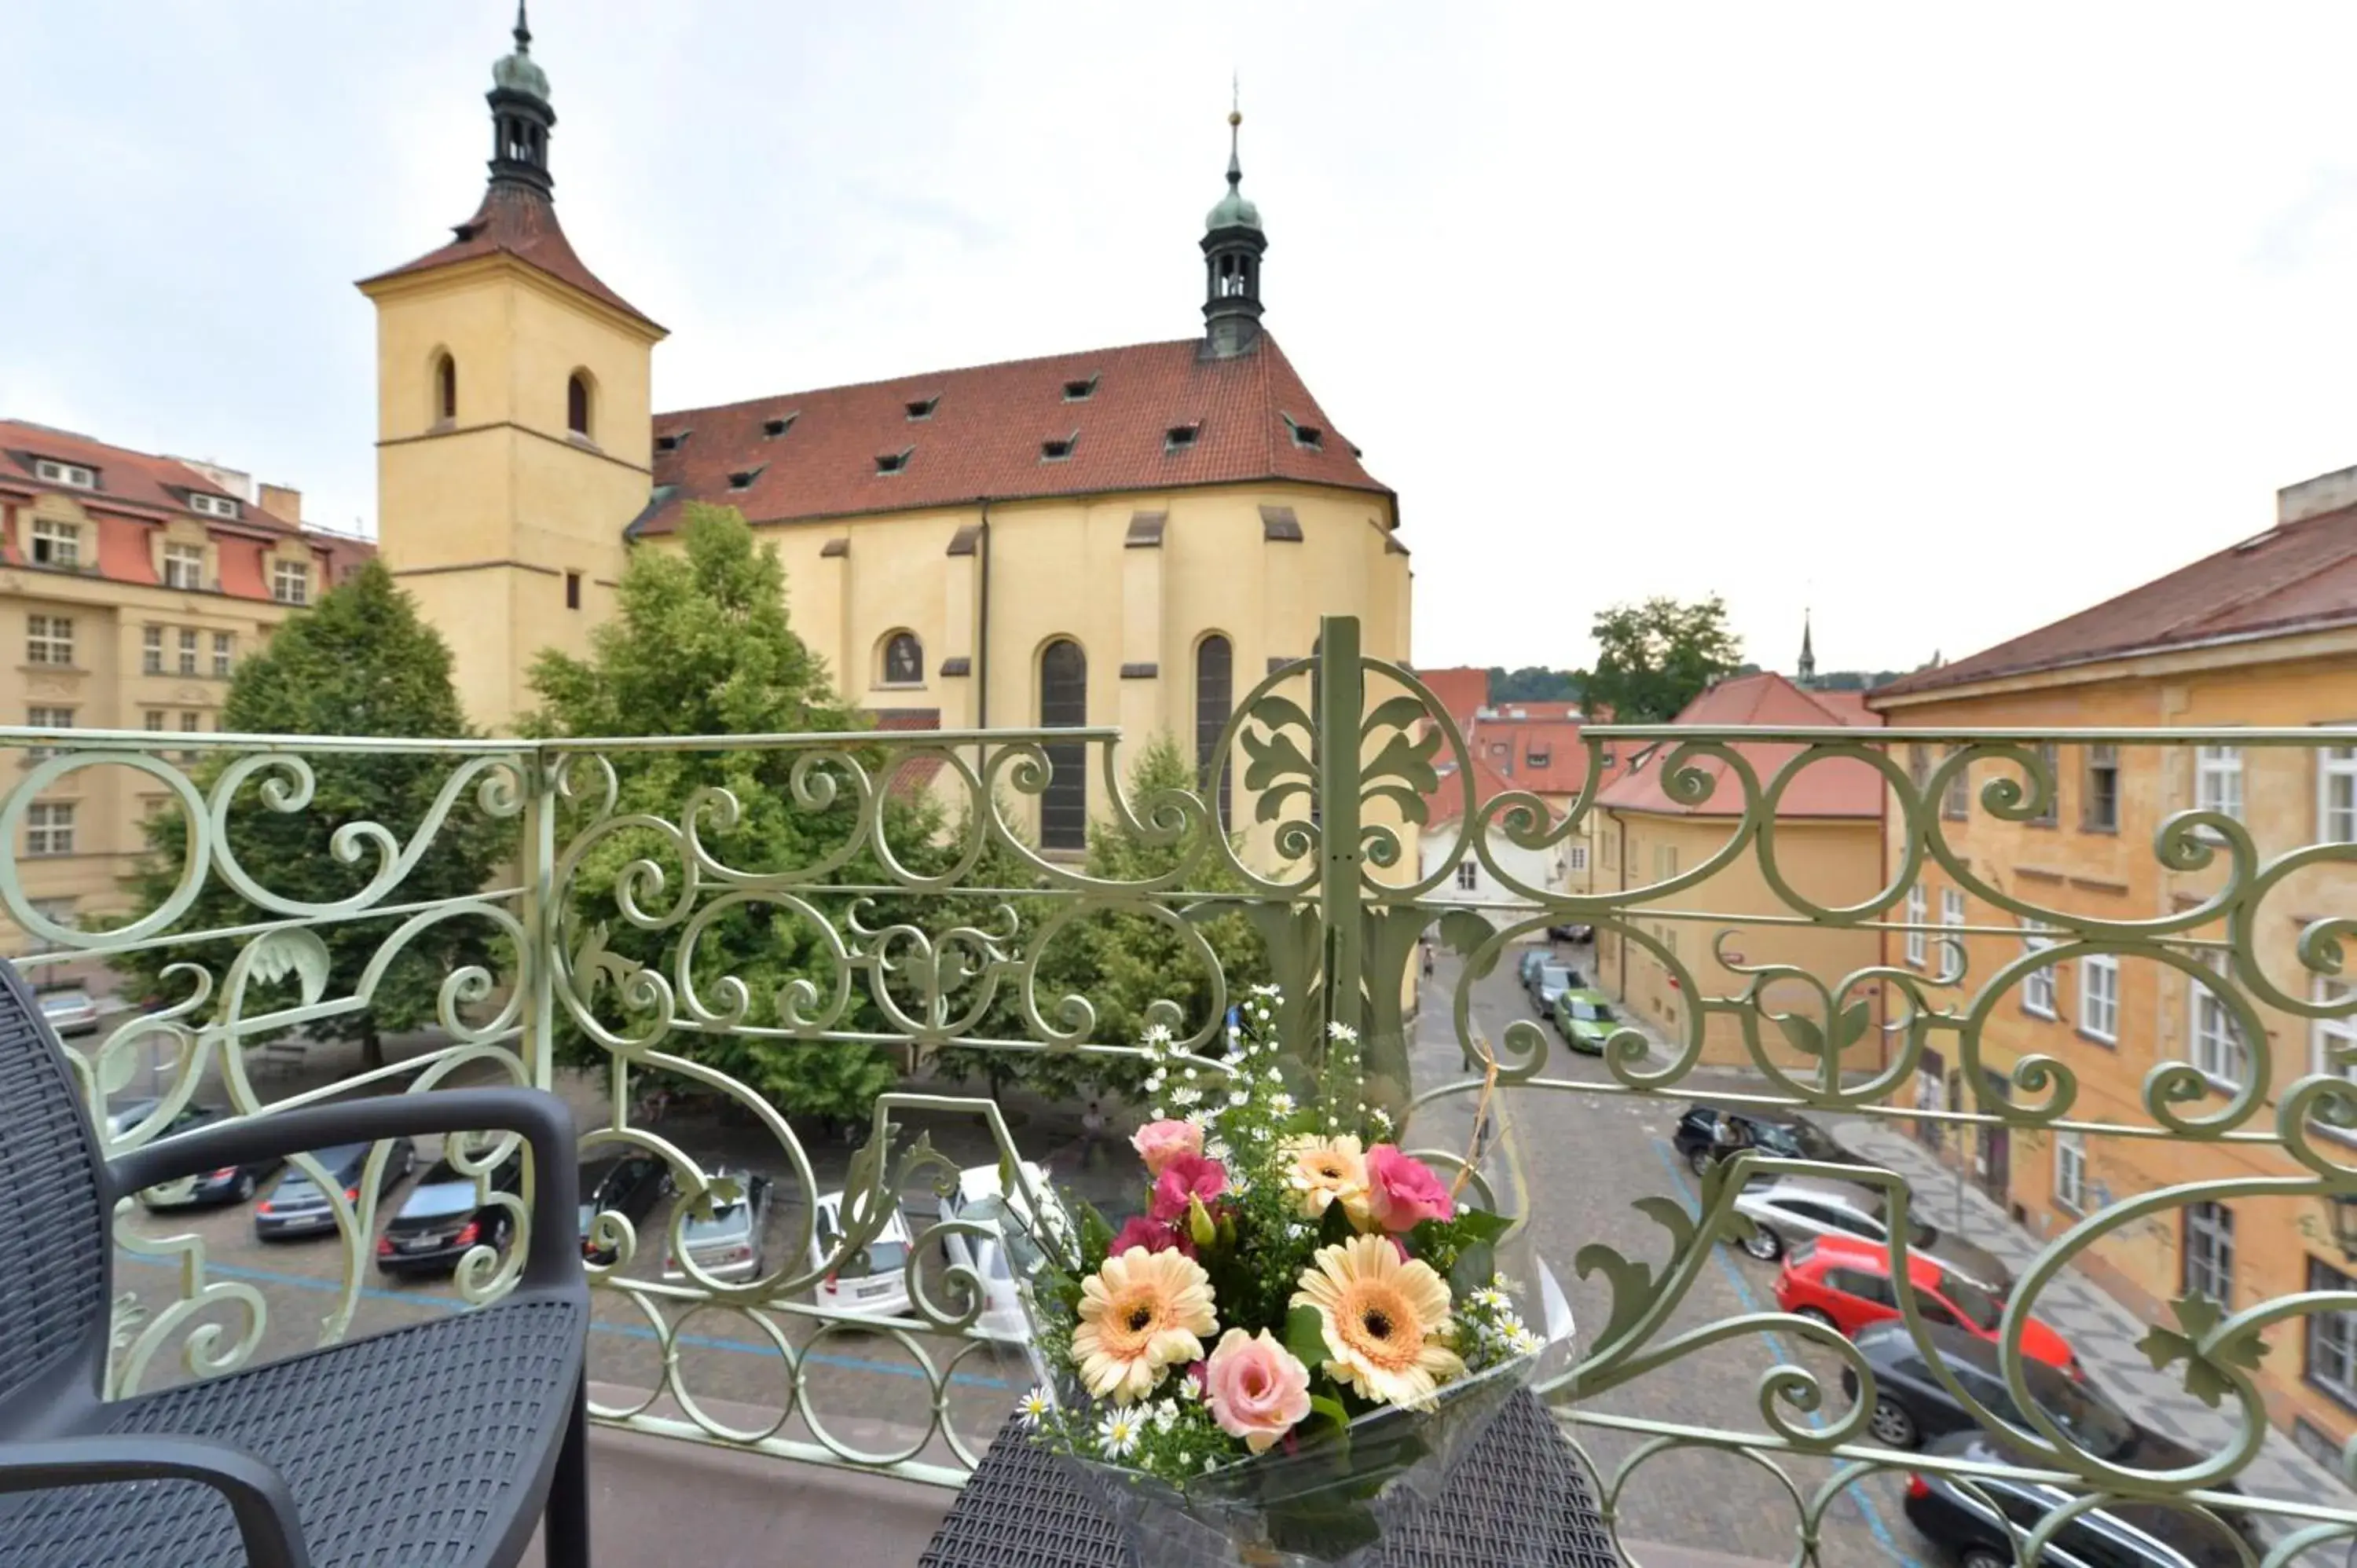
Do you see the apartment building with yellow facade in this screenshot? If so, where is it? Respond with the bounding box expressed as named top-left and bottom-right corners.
top-left (1593, 671), bottom-right (1886, 1069)
top-left (1868, 463), bottom-right (2357, 1460)
top-left (1, 424), bottom-right (372, 956)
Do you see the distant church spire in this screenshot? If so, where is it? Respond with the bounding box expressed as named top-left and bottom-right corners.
top-left (486, 0), bottom-right (556, 196)
top-left (1796, 610), bottom-right (1817, 687)
top-left (1200, 90), bottom-right (1268, 360)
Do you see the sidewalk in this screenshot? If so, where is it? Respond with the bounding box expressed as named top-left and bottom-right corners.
top-left (1828, 1116), bottom-right (2344, 1536)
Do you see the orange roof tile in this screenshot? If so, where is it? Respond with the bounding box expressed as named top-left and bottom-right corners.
top-left (635, 335), bottom-right (1391, 533)
top-left (358, 181), bottom-right (661, 332)
top-left (1415, 666), bottom-right (1490, 729)
top-left (1597, 672), bottom-right (1884, 819)
top-left (1424, 746), bottom-right (1532, 828)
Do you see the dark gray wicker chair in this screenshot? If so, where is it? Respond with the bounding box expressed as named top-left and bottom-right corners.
top-left (0, 961), bottom-right (593, 1568)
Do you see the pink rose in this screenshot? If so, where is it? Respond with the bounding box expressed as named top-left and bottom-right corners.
top-left (1149, 1153), bottom-right (1228, 1223)
top-left (1363, 1145), bottom-right (1454, 1233)
top-left (1203, 1328), bottom-right (1313, 1454)
top-left (1131, 1119), bottom-right (1204, 1178)
top-left (1110, 1214), bottom-right (1191, 1257)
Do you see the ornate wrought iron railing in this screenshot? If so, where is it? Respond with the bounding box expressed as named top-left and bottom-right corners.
top-left (5, 614), bottom-right (2356, 1565)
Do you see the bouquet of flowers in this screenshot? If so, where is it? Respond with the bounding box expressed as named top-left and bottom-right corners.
top-left (1009, 986), bottom-right (1567, 1566)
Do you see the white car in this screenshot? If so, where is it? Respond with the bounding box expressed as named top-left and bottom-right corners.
top-left (37, 987), bottom-right (100, 1037)
top-left (939, 1160), bottom-right (1067, 1343)
top-left (808, 1189), bottom-right (915, 1317)
top-left (662, 1169), bottom-right (772, 1284)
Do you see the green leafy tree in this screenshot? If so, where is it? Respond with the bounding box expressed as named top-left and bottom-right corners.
top-left (1485, 666), bottom-right (1584, 703)
top-left (1574, 595), bottom-right (1744, 724)
top-left (108, 561), bottom-right (508, 1072)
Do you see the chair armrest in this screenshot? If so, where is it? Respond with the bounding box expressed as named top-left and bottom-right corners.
top-left (109, 1087), bottom-right (583, 1290)
top-left (0, 1434), bottom-right (311, 1568)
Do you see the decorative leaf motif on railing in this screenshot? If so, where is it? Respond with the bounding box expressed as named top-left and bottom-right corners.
top-left (2139, 1293), bottom-right (2271, 1410)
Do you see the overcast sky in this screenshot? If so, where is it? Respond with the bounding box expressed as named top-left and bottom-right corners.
top-left (10, 5), bottom-right (2357, 678)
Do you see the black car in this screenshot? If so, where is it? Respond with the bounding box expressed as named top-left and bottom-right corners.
top-left (1671, 1102), bottom-right (1871, 1178)
top-left (376, 1148), bottom-right (526, 1277)
top-left (579, 1152), bottom-right (673, 1265)
top-left (1904, 1432), bottom-right (2255, 1568)
top-left (254, 1139), bottom-right (418, 1240)
top-left (119, 1101), bottom-right (285, 1209)
top-left (1842, 1323), bottom-right (2144, 1452)
top-left (1546, 922), bottom-right (1595, 943)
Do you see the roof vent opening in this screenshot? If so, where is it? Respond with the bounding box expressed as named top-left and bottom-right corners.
top-left (904, 397), bottom-right (938, 421)
top-left (762, 414), bottom-right (797, 438)
top-left (2231, 529), bottom-right (2278, 554)
top-left (1285, 415), bottom-right (1325, 451)
top-left (1040, 433), bottom-right (1077, 463)
top-left (655, 430), bottom-right (689, 454)
top-left (1062, 376), bottom-right (1098, 402)
top-left (875, 448), bottom-right (912, 475)
top-left (1164, 423), bottom-right (1200, 454)
top-left (727, 467), bottom-right (762, 492)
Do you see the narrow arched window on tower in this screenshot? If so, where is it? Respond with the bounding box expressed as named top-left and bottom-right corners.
top-left (1039, 639), bottom-right (1088, 850)
top-left (567, 373), bottom-right (592, 438)
top-left (1196, 634), bottom-right (1233, 830)
top-left (435, 354), bottom-right (456, 423)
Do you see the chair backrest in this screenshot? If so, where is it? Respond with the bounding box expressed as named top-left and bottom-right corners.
top-left (0, 961), bottom-right (108, 1416)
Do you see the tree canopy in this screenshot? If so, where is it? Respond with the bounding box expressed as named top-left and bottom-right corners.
top-left (1486, 666), bottom-right (1583, 704)
top-left (1574, 596), bottom-right (1745, 724)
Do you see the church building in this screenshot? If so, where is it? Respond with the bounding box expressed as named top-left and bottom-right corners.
top-left (358, 10), bottom-right (1411, 851)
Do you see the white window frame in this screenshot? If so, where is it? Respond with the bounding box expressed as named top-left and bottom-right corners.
top-left (2054, 1129), bottom-right (2086, 1214)
top-left (2195, 745), bottom-right (2244, 821)
top-left (1567, 844), bottom-right (1589, 874)
top-left (24, 705), bottom-right (73, 761)
top-left (176, 627), bottom-right (199, 676)
top-left (2315, 980), bottom-right (2357, 1143)
top-left (33, 459), bottom-right (94, 489)
top-left (211, 631), bottom-right (233, 678)
top-left (2080, 953), bottom-right (2120, 1043)
top-left (2322, 746), bottom-right (2357, 844)
top-left (2021, 919), bottom-right (2060, 1019)
top-left (26, 614), bottom-right (73, 666)
top-left (1904, 885), bottom-right (1928, 968)
top-left (1940, 888), bottom-right (1967, 978)
top-left (29, 516), bottom-right (81, 568)
top-left (24, 801), bottom-right (75, 856)
top-left (163, 541), bottom-right (205, 589)
top-left (2188, 952), bottom-right (2248, 1090)
top-left (1454, 860), bottom-right (1478, 892)
top-left (272, 559), bottom-right (310, 605)
top-left (189, 493), bottom-right (240, 519)
top-left (2308, 1257), bottom-right (2357, 1408)
top-left (141, 624), bottom-right (164, 674)
top-left (2184, 1201), bottom-right (2234, 1306)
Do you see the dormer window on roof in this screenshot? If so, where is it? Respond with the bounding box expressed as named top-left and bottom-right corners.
top-left (876, 448), bottom-right (912, 476)
top-left (654, 430), bottom-right (689, 454)
top-left (1062, 376), bottom-right (1098, 402)
top-left (727, 466), bottom-right (763, 492)
top-left (904, 397), bottom-right (938, 421)
top-left (32, 458), bottom-right (96, 490)
top-left (1282, 414), bottom-right (1324, 451)
top-left (189, 493), bottom-right (240, 519)
top-left (763, 414), bottom-right (797, 439)
top-left (1164, 423), bottom-right (1200, 454)
top-left (1040, 432), bottom-right (1078, 463)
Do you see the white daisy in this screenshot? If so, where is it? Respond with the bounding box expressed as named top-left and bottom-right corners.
top-left (1469, 1288), bottom-right (1506, 1311)
top-left (1203, 1455), bottom-right (1220, 1473)
top-left (1149, 1106), bottom-right (1166, 1119)
top-left (1017, 1387), bottom-right (1054, 1427)
top-left (1327, 1021), bottom-right (1359, 1042)
top-left (1097, 1409), bottom-right (1142, 1459)
top-left (1151, 1400), bottom-right (1179, 1431)
top-left (1369, 1108), bottom-right (1394, 1133)
top-left (1250, 983), bottom-right (1281, 998)
top-left (1142, 1023), bottom-right (1175, 1046)
top-left (1228, 1089), bottom-right (1250, 1108)
top-left (1205, 1140), bottom-right (1232, 1163)
top-left (1508, 1328), bottom-right (1544, 1357)
top-left (1172, 1086), bottom-right (1200, 1107)
top-left (1269, 1093), bottom-right (1296, 1116)
top-left (1182, 1068), bottom-right (1198, 1081)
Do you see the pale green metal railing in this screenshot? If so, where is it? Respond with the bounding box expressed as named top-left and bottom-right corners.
top-left (5, 614), bottom-right (2357, 1563)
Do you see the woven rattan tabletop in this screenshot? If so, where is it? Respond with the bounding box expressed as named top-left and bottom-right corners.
top-left (918, 1389), bottom-right (1620, 1566)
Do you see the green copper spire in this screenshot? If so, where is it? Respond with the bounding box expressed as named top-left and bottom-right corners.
top-left (493, 1), bottom-right (550, 101)
top-left (1204, 104), bottom-right (1263, 233)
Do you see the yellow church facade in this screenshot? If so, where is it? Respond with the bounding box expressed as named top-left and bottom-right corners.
top-left (358, 15), bottom-right (1411, 856)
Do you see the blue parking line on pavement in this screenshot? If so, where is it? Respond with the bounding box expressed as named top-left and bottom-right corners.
top-left (113, 1250), bottom-right (1013, 1391)
top-left (1645, 1139), bottom-right (1927, 1568)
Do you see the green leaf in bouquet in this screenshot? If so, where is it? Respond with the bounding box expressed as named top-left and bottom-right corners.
top-left (1317, 1200), bottom-right (1356, 1248)
top-left (1305, 1392), bottom-right (1351, 1434)
top-left (1072, 1198), bottom-right (1116, 1273)
top-left (1286, 1305), bottom-right (1332, 1373)
top-left (1448, 1240), bottom-right (1497, 1300)
top-left (1449, 1208), bottom-right (1514, 1247)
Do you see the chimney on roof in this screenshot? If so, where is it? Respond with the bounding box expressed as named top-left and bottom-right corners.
top-left (259, 484), bottom-right (303, 525)
top-left (2278, 464), bottom-right (2357, 526)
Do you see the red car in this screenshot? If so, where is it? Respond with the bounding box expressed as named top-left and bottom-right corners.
top-left (1773, 1236), bottom-right (2080, 1373)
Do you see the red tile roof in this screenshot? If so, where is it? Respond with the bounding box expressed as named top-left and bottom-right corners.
top-left (1424, 746), bottom-right (1532, 829)
top-left (0, 419), bottom-right (372, 596)
top-left (357, 181), bottom-right (662, 332)
top-left (1874, 503), bottom-right (2357, 699)
top-left (1416, 666), bottom-right (1490, 730)
top-left (634, 335), bottom-right (1391, 533)
top-left (1597, 672), bottom-right (1884, 819)
top-left (1464, 713), bottom-right (1606, 798)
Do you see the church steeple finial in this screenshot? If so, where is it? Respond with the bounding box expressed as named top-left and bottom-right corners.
top-left (1797, 610), bottom-right (1818, 687)
top-left (1200, 86), bottom-right (1268, 359)
top-left (487, 2), bottom-right (556, 195)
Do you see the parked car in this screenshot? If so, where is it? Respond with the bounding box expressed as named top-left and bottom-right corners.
top-left (1776, 1236), bottom-right (2077, 1372)
top-left (1549, 988), bottom-right (1621, 1054)
top-left (1671, 1102), bottom-right (1878, 1178)
top-left (1515, 950), bottom-right (1550, 991)
top-left (1842, 1321), bottom-right (2192, 1458)
top-left (664, 1168), bottom-right (774, 1284)
top-left (1546, 922), bottom-right (1594, 943)
top-left (1904, 1431), bottom-right (2256, 1568)
top-left (806, 1185), bottom-right (912, 1313)
top-left (36, 986), bottom-right (100, 1037)
top-left (1731, 1173), bottom-right (2014, 1294)
top-left (376, 1147), bottom-right (526, 1277)
top-left (1530, 962), bottom-right (1582, 1015)
top-left (255, 1140), bottom-right (418, 1240)
top-left (579, 1152), bottom-right (673, 1265)
top-left (108, 1101), bottom-right (285, 1208)
top-left (938, 1160), bottom-right (1070, 1342)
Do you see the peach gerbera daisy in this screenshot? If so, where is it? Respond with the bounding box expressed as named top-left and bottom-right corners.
top-left (1072, 1246), bottom-right (1218, 1405)
top-left (1283, 1134), bottom-right (1369, 1225)
top-left (1290, 1233), bottom-right (1464, 1409)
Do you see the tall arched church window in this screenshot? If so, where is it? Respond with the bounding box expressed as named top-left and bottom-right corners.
top-left (1039, 639), bottom-right (1088, 850)
top-left (435, 354), bottom-right (456, 423)
top-left (882, 632), bottom-right (923, 687)
top-left (567, 372), bottom-right (592, 438)
top-left (1196, 636), bottom-right (1233, 830)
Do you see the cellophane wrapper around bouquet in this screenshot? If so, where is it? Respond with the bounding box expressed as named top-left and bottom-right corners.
top-left (1008, 990), bottom-right (1574, 1568)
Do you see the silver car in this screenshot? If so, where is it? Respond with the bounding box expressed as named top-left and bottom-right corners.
top-left (1730, 1174), bottom-right (2014, 1295)
top-left (37, 987), bottom-right (99, 1037)
top-left (663, 1169), bottom-right (773, 1284)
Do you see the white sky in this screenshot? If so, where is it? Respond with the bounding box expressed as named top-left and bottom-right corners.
top-left (10, 4), bottom-right (2357, 677)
